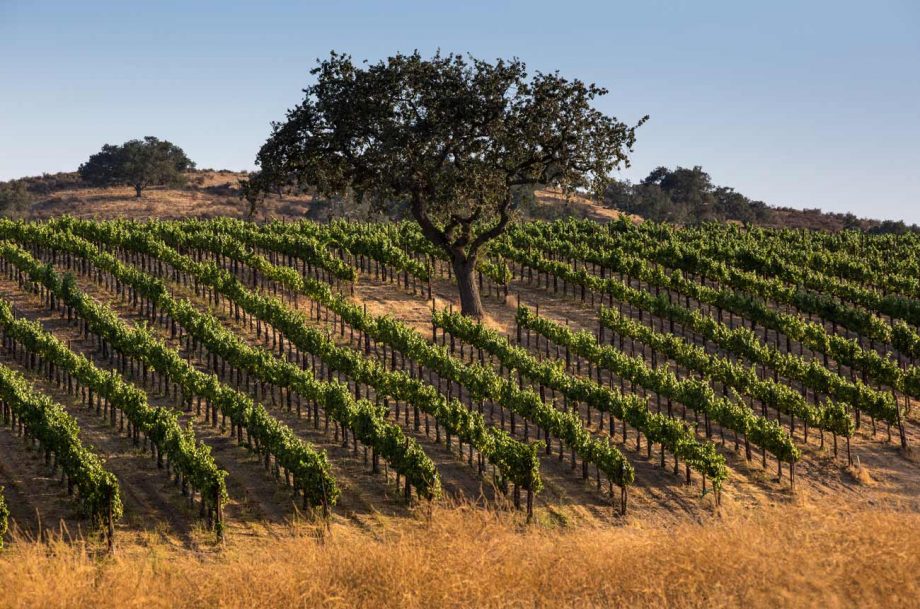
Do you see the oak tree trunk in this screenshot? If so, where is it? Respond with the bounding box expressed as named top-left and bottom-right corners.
top-left (452, 254), bottom-right (483, 318)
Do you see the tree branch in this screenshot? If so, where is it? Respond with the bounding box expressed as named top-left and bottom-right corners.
top-left (450, 208), bottom-right (483, 250)
top-left (410, 192), bottom-right (453, 258)
top-left (443, 216), bottom-right (461, 242)
top-left (468, 197), bottom-right (512, 254)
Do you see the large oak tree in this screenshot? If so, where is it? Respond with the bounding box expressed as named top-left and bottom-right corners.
top-left (255, 51), bottom-right (645, 316)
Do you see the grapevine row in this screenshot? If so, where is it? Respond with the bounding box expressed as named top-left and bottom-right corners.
top-left (95, 227), bottom-right (625, 507)
top-left (170, 232), bottom-right (634, 499)
top-left (31, 222), bottom-right (539, 503)
top-left (490, 237), bottom-right (911, 447)
top-left (430, 309), bottom-right (729, 488)
top-left (0, 241), bottom-right (340, 513)
top-left (673, 222), bottom-right (920, 299)
top-left (7, 223), bottom-right (441, 500)
top-left (516, 221), bottom-right (920, 356)
top-left (0, 361), bottom-right (121, 539)
top-left (508, 305), bottom-right (799, 467)
top-left (0, 298), bottom-right (228, 535)
top-left (533, 303), bottom-right (853, 437)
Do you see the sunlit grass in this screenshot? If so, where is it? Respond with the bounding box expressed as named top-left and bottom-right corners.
top-left (0, 503), bottom-right (916, 609)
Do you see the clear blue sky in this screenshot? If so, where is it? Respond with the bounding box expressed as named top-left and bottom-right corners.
top-left (1, 0), bottom-right (918, 222)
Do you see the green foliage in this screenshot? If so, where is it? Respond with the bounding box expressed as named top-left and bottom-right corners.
top-left (59, 217), bottom-right (546, 493)
top-left (592, 305), bottom-right (852, 436)
top-left (498, 220), bottom-right (905, 424)
top-left (78, 136), bottom-right (195, 197)
top-left (23, 220), bottom-right (444, 498)
top-left (430, 309), bottom-right (642, 487)
top-left (0, 362), bottom-right (122, 525)
top-left (0, 295), bottom-right (227, 508)
top-left (434, 308), bottom-right (725, 483)
top-left (0, 238), bottom-right (338, 509)
top-left (606, 166), bottom-right (774, 225)
top-left (4, 212), bottom-right (918, 516)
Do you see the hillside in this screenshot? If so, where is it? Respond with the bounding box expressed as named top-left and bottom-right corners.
top-left (5, 168), bottom-right (904, 233)
top-left (2, 169), bottom-right (636, 225)
top-left (0, 181), bottom-right (917, 609)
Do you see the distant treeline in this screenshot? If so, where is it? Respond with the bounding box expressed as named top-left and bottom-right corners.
top-left (604, 166), bottom-right (918, 234)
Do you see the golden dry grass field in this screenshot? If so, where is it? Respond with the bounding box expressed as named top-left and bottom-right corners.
top-left (1, 505), bottom-right (917, 609)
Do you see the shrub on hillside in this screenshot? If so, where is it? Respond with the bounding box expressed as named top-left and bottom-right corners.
top-left (0, 180), bottom-right (32, 216)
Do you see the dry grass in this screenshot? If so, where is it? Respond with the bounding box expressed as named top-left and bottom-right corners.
top-left (845, 463), bottom-right (877, 486)
top-left (0, 505), bottom-right (916, 609)
top-left (17, 171), bottom-right (633, 224)
top-left (535, 187), bottom-right (641, 223)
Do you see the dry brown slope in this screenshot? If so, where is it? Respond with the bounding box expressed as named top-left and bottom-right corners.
top-left (17, 171), bottom-right (634, 225)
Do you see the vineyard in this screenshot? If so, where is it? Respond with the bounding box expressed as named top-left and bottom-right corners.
top-left (0, 215), bottom-right (917, 548)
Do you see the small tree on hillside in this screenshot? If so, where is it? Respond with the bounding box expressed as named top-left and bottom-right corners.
top-left (79, 136), bottom-right (195, 198)
top-left (238, 171), bottom-right (267, 219)
top-left (254, 51), bottom-right (646, 317)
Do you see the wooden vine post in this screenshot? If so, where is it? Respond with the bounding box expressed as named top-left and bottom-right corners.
top-left (215, 485), bottom-right (224, 543)
top-left (106, 487), bottom-right (116, 555)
